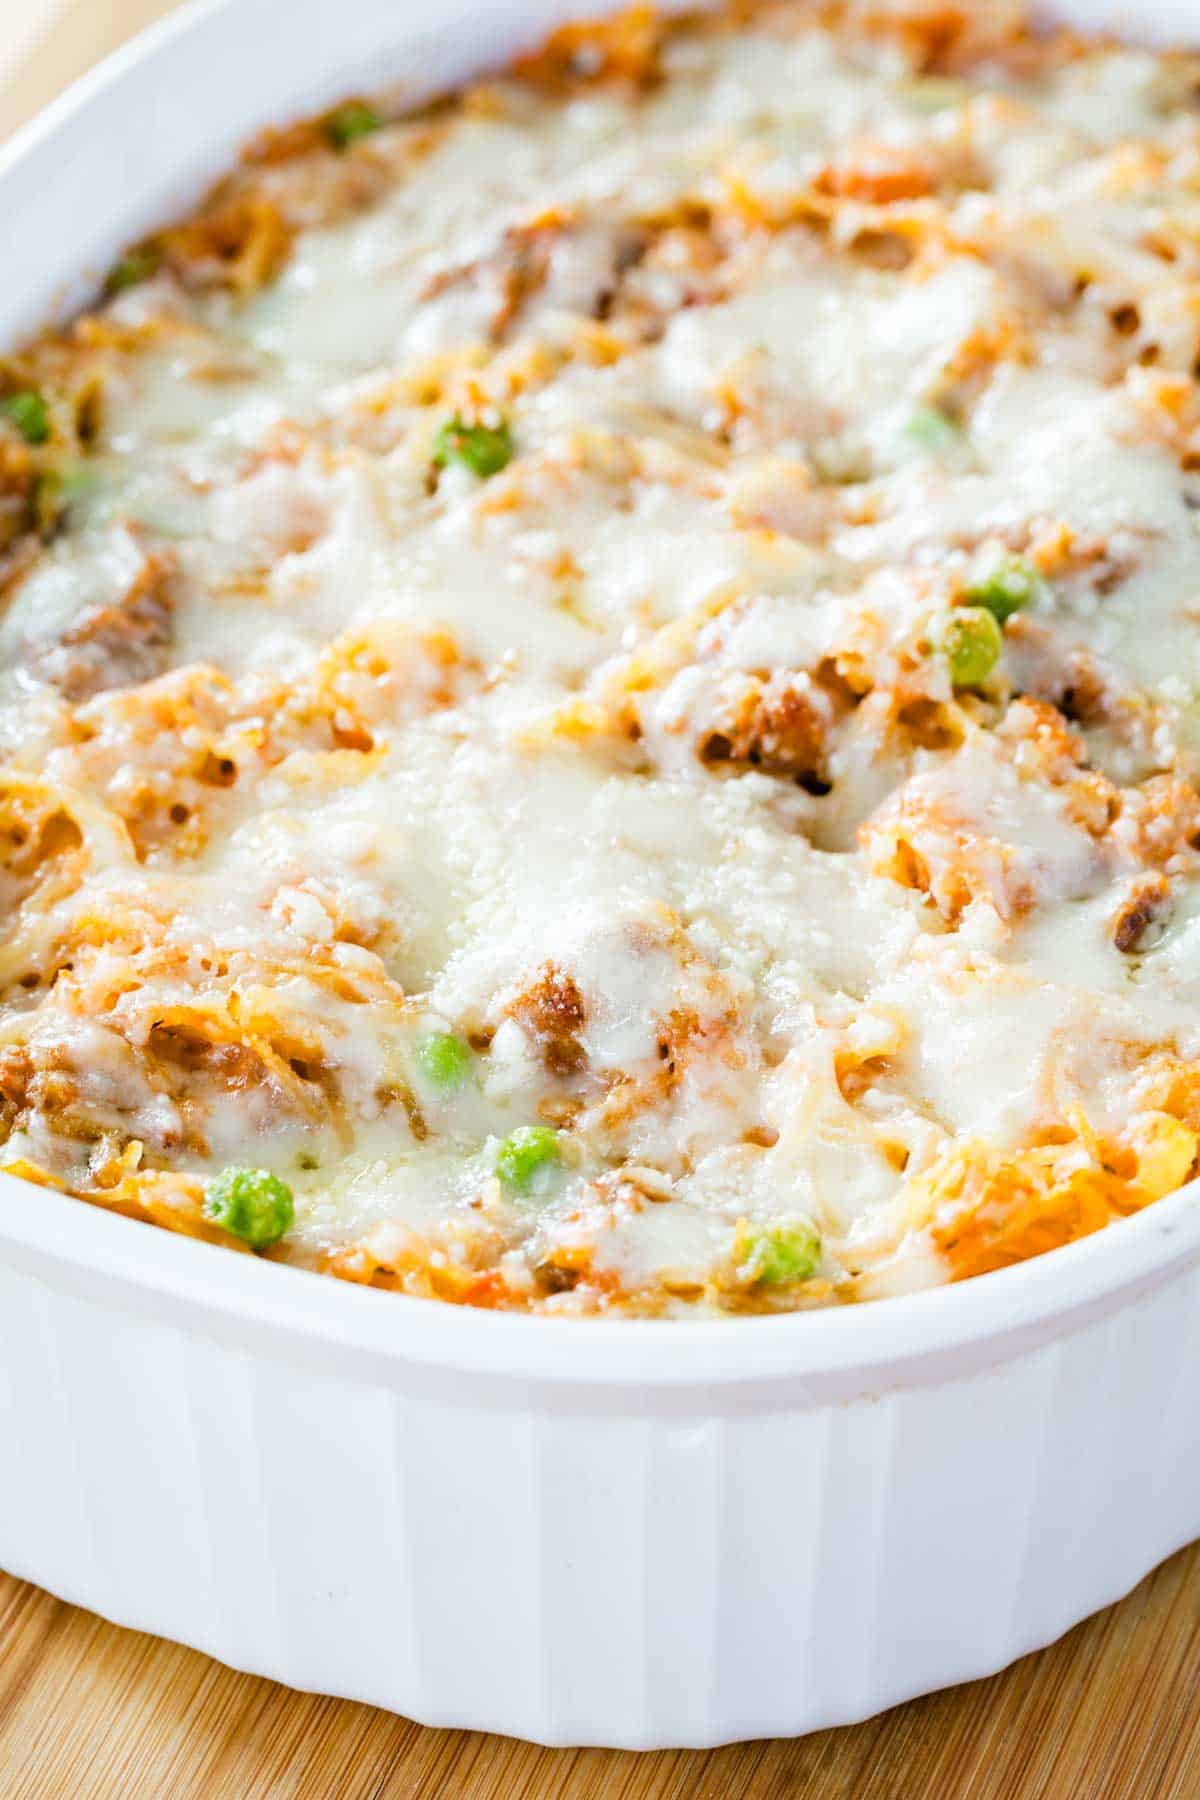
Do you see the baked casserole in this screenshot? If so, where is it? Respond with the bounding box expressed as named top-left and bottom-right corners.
top-left (2, 1), bottom-right (1200, 1314)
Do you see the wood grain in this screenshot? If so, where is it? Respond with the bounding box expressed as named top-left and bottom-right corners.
top-left (4, 3), bottom-right (1200, 1793)
top-left (1, 1544), bottom-right (1200, 1798)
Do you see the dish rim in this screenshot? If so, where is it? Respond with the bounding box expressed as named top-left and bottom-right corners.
top-left (5, 1171), bottom-right (1198, 1388)
top-left (2, 0), bottom-right (1200, 1391)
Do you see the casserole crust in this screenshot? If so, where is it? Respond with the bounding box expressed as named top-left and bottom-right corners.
top-left (3, 0), bottom-right (1200, 1313)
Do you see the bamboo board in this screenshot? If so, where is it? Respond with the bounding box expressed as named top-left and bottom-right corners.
top-left (1, 1549), bottom-right (1200, 1796)
top-left (3, 4), bottom-right (1200, 1793)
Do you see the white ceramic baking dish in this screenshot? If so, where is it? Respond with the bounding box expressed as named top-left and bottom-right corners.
top-left (2, 0), bottom-right (1199, 1750)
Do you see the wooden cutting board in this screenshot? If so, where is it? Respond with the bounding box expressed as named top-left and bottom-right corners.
top-left (4, 6), bottom-right (1200, 1794)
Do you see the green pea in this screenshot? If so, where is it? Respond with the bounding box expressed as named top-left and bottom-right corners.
top-left (734, 1216), bottom-right (822, 1285)
top-left (432, 415), bottom-right (514, 479)
top-left (495, 1126), bottom-right (563, 1197)
top-left (326, 101), bottom-right (384, 149)
top-left (204, 1166), bottom-right (294, 1249)
top-left (416, 1031), bottom-right (472, 1094)
top-left (904, 404), bottom-right (959, 453)
top-left (2, 391), bottom-right (49, 446)
top-left (964, 554), bottom-right (1047, 624)
top-left (940, 606), bottom-right (1003, 688)
top-left (104, 243), bottom-right (162, 295)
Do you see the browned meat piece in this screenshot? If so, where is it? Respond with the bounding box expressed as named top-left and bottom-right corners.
top-left (1004, 618), bottom-right (1115, 727)
top-left (698, 672), bottom-right (834, 789)
top-left (1112, 875), bottom-right (1170, 953)
top-left (505, 965), bottom-right (587, 1076)
top-left (514, 9), bottom-right (664, 93)
top-left (158, 195), bottom-right (291, 294)
top-left (0, 1045), bottom-right (31, 1127)
top-left (422, 215), bottom-right (649, 342)
top-left (1115, 776), bottom-right (1200, 867)
top-left (31, 552), bottom-right (175, 703)
top-left (0, 435), bottom-right (36, 561)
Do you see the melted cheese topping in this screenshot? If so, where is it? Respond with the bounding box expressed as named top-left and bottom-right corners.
top-left (3, 1), bottom-right (1200, 1313)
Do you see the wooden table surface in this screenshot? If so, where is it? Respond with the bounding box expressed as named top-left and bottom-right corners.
top-left (6, 4), bottom-right (1200, 1794)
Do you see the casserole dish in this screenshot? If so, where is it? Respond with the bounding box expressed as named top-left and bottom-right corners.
top-left (2, 0), bottom-right (1200, 1747)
